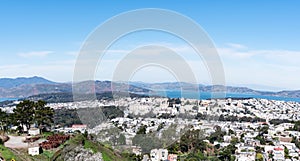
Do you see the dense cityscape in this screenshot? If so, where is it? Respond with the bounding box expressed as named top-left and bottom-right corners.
top-left (2, 95), bottom-right (300, 160)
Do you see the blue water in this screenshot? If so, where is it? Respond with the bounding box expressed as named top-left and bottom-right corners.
top-left (152, 91), bottom-right (300, 102)
top-left (0, 98), bottom-right (18, 102)
top-left (2, 91), bottom-right (300, 103)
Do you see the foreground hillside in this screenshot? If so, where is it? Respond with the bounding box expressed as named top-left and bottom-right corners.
top-left (0, 133), bottom-right (137, 161)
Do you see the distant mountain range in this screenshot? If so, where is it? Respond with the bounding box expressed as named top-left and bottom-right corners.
top-left (130, 82), bottom-right (300, 98)
top-left (0, 76), bottom-right (300, 99)
top-left (0, 76), bottom-right (56, 88)
top-left (0, 77), bottom-right (149, 98)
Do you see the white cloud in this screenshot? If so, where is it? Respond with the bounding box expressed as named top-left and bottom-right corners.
top-left (226, 43), bottom-right (248, 50)
top-left (65, 51), bottom-right (78, 56)
top-left (18, 51), bottom-right (53, 58)
top-left (2, 43), bottom-right (300, 90)
top-left (0, 59), bottom-right (75, 82)
top-left (217, 43), bottom-right (300, 89)
top-left (219, 44), bottom-right (300, 67)
top-left (0, 64), bottom-right (28, 70)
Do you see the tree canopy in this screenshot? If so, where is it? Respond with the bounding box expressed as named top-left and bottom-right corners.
top-left (11, 100), bottom-right (54, 133)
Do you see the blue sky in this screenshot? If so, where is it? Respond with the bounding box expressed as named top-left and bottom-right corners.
top-left (0, 1), bottom-right (300, 90)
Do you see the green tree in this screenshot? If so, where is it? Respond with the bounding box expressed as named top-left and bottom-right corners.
top-left (219, 143), bottom-right (237, 161)
top-left (117, 134), bottom-right (126, 145)
top-left (157, 123), bottom-right (165, 131)
top-left (228, 129), bottom-right (235, 135)
top-left (132, 134), bottom-right (162, 153)
top-left (0, 109), bottom-right (9, 132)
top-left (293, 121), bottom-right (300, 131)
top-left (12, 100), bottom-right (35, 132)
top-left (179, 129), bottom-right (207, 153)
top-left (284, 146), bottom-right (290, 159)
top-left (256, 153), bottom-right (264, 161)
top-left (12, 100), bottom-right (54, 133)
top-left (292, 136), bottom-right (300, 149)
top-left (34, 100), bottom-right (54, 131)
top-left (208, 125), bottom-right (226, 143)
top-left (136, 125), bottom-right (147, 135)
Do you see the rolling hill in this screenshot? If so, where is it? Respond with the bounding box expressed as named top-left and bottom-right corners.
top-left (0, 76), bottom-right (300, 99)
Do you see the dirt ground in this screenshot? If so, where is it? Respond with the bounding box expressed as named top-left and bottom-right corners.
top-left (4, 135), bottom-right (28, 149)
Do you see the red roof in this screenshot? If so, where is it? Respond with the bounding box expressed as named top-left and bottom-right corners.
top-left (274, 147), bottom-right (284, 151)
top-left (72, 124), bottom-right (87, 128)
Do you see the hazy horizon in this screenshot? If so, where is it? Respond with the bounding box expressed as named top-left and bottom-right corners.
top-left (0, 75), bottom-right (293, 92)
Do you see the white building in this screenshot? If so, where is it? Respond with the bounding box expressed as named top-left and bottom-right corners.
top-left (28, 145), bottom-right (41, 156)
top-left (223, 135), bottom-right (232, 143)
top-left (237, 152), bottom-right (256, 161)
top-left (28, 128), bottom-right (40, 136)
top-left (71, 124), bottom-right (87, 133)
top-left (150, 149), bottom-right (168, 161)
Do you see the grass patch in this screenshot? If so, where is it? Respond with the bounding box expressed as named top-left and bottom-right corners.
top-left (42, 131), bottom-right (55, 138)
top-left (0, 144), bottom-right (19, 160)
top-left (102, 151), bottom-right (113, 161)
top-left (98, 143), bottom-right (123, 161)
top-left (54, 134), bottom-right (127, 161)
top-left (42, 150), bottom-right (55, 158)
top-left (84, 140), bottom-right (98, 153)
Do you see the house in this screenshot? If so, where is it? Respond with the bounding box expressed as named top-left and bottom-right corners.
top-left (142, 154), bottom-right (150, 161)
top-left (223, 135), bottom-right (232, 143)
top-left (275, 123), bottom-right (294, 132)
top-left (28, 128), bottom-right (40, 136)
top-left (150, 149), bottom-right (168, 161)
top-left (273, 148), bottom-right (285, 161)
top-left (132, 146), bottom-right (142, 156)
top-left (168, 154), bottom-right (178, 161)
top-left (236, 152), bottom-right (256, 161)
top-left (71, 124), bottom-right (87, 133)
top-left (278, 136), bottom-right (292, 143)
top-left (28, 144), bottom-right (41, 156)
top-left (265, 146), bottom-right (285, 161)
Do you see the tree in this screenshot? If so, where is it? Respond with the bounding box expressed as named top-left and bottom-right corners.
top-left (12, 100), bottom-right (54, 133)
top-left (157, 123), bottom-right (165, 131)
top-left (0, 109), bottom-right (9, 132)
top-left (256, 153), bottom-right (264, 161)
top-left (208, 126), bottom-right (226, 143)
top-left (293, 121), bottom-right (300, 131)
top-left (132, 134), bottom-right (162, 153)
top-left (219, 143), bottom-right (237, 161)
top-left (12, 100), bottom-right (35, 132)
top-left (117, 134), bottom-right (126, 145)
top-left (136, 125), bottom-right (147, 135)
top-left (109, 135), bottom-right (118, 146)
top-left (292, 136), bottom-right (300, 149)
top-left (228, 129), bottom-right (235, 135)
top-left (34, 100), bottom-right (54, 131)
top-left (179, 129), bottom-right (207, 153)
top-left (284, 146), bottom-right (290, 159)
top-left (258, 125), bottom-right (269, 135)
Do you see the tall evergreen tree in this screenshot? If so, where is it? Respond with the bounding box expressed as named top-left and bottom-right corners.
top-left (12, 100), bottom-right (35, 132)
top-left (34, 100), bottom-right (54, 131)
top-left (0, 109), bottom-right (9, 132)
top-left (12, 100), bottom-right (54, 133)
